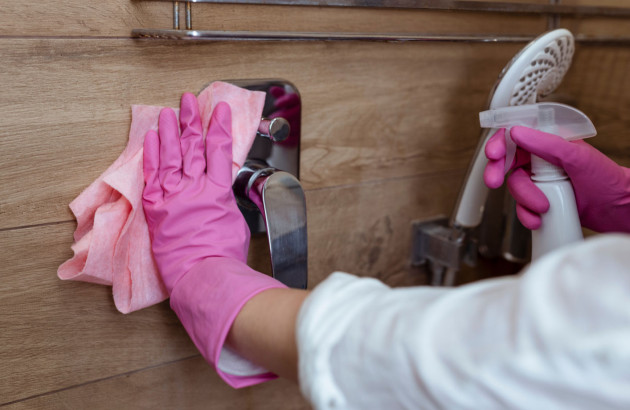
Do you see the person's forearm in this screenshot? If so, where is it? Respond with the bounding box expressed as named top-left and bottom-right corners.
top-left (226, 288), bottom-right (311, 382)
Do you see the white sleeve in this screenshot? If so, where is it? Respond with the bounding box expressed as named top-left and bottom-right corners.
top-left (296, 234), bottom-right (630, 410)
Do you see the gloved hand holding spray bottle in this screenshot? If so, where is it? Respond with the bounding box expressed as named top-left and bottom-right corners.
top-left (479, 103), bottom-right (597, 260)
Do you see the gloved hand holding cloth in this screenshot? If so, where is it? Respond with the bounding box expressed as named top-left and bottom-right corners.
top-left (58, 82), bottom-right (265, 313)
top-left (143, 93), bottom-right (287, 388)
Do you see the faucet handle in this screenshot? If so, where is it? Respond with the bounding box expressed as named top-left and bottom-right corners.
top-left (257, 117), bottom-right (290, 142)
top-left (259, 172), bottom-right (308, 289)
top-left (235, 163), bottom-right (308, 289)
top-left (227, 79), bottom-right (305, 288)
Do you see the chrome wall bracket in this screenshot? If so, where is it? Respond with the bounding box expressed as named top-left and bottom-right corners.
top-left (411, 216), bottom-right (477, 286)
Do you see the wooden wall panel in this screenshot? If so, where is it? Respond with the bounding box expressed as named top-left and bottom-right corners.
top-left (306, 172), bottom-right (463, 287)
top-left (559, 0), bottom-right (630, 37)
top-left (0, 39), bottom-right (525, 230)
top-left (560, 45), bottom-right (630, 166)
top-left (559, 17), bottom-right (630, 39)
top-left (4, 357), bottom-right (309, 410)
top-left (561, 0), bottom-right (630, 6)
top-left (0, 223), bottom-right (199, 403)
top-left (479, 0), bottom-right (548, 2)
top-left (4, 40), bottom-right (630, 232)
top-left (0, 168), bottom-right (459, 404)
top-left (1, 2), bottom-right (547, 37)
top-left (559, 18), bottom-right (630, 38)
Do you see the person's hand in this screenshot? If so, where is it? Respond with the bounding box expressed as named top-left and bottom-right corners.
top-left (142, 93), bottom-right (249, 293)
top-left (484, 126), bottom-right (630, 233)
top-left (142, 93), bottom-right (285, 388)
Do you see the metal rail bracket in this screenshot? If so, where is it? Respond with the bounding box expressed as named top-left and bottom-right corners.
top-left (411, 216), bottom-right (474, 271)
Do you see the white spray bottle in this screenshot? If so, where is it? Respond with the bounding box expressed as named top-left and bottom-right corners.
top-left (479, 102), bottom-right (597, 260)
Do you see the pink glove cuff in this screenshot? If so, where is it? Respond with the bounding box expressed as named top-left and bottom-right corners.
top-left (169, 257), bottom-right (287, 388)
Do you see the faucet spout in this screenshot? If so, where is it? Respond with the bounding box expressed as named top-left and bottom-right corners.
top-left (235, 161), bottom-right (308, 289)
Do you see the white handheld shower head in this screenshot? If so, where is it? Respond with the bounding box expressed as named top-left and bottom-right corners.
top-left (490, 29), bottom-right (574, 108)
top-left (452, 29), bottom-right (575, 229)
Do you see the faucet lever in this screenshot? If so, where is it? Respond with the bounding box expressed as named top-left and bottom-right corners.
top-left (235, 162), bottom-right (308, 289)
top-left (228, 79), bottom-right (305, 288)
top-left (259, 171), bottom-right (308, 289)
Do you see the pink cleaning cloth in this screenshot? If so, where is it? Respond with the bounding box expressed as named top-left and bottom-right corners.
top-left (58, 82), bottom-right (266, 314)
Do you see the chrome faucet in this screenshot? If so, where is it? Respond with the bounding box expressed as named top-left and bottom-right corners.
top-left (229, 79), bottom-right (308, 289)
top-left (234, 161), bottom-right (307, 289)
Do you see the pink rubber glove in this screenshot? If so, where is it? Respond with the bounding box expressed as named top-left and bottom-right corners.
top-left (484, 126), bottom-right (630, 233)
top-left (143, 93), bottom-right (286, 388)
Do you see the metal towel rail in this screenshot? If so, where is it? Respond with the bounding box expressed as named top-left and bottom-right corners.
top-left (132, 0), bottom-right (630, 43)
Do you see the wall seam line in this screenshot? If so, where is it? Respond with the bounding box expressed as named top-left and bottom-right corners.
top-left (0, 354), bottom-right (202, 407)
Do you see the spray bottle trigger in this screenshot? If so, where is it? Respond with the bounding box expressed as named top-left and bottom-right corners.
top-left (480, 102), bottom-right (597, 176)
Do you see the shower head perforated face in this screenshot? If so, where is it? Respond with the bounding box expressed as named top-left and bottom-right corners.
top-left (490, 29), bottom-right (575, 108)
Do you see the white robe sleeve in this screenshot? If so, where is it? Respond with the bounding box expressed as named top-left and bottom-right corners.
top-left (296, 234), bottom-right (630, 410)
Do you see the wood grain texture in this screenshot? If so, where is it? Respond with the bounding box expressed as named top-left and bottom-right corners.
top-left (561, 0), bottom-right (630, 6)
top-left (306, 170), bottom-right (524, 288)
top-left (4, 40), bottom-right (630, 232)
top-left (4, 356), bottom-right (310, 410)
top-left (0, 223), bottom-right (200, 404)
top-left (0, 39), bottom-right (525, 230)
top-left (0, 2), bottom-right (547, 37)
top-left (560, 45), bottom-right (630, 166)
top-left (479, 0), bottom-right (549, 2)
top-left (306, 172), bottom-right (464, 287)
top-left (1, 170), bottom-right (461, 404)
top-left (560, 17), bottom-right (630, 38)
top-left (558, 0), bottom-right (630, 38)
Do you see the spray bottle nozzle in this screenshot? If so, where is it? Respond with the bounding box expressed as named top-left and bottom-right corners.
top-left (479, 102), bottom-right (597, 174)
top-left (479, 105), bottom-right (539, 128)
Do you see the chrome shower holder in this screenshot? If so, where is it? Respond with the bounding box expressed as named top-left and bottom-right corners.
top-left (411, 217), bottom-right (477, 286)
